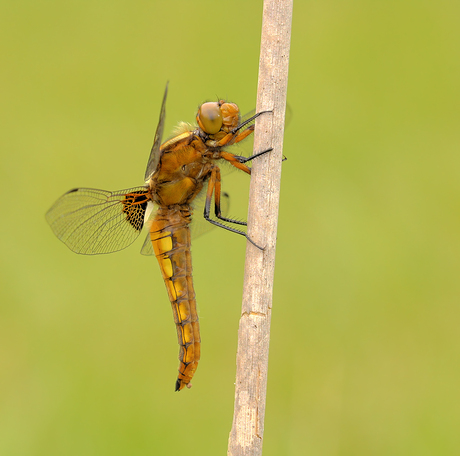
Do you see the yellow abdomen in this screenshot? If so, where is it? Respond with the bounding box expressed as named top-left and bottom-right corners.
top-left (149, 205), bottom-right (200, 391)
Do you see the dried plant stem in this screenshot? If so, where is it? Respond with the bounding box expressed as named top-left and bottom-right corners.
top-left (228, 0), bottom-right (293, 455)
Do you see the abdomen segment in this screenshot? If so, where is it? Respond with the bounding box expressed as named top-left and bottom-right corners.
top-left (149, 205), bottom-right (200, 391)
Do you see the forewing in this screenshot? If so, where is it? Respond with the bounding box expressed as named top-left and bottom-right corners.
top-left (144, 82), bottom-right (168, 181)
top-left (46, 187), bottom-right (150, 255)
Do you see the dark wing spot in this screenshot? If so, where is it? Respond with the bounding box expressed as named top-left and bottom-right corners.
top-left (122, 191), bottom-right (150, 232)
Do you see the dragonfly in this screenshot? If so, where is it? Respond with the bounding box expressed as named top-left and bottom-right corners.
top-left (46, 83), bottom-right (272, 391)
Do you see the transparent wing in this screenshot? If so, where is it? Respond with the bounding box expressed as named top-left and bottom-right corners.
top-left (46, 187), bottom-right (150, 255)
top-left (144, 82), bottom-right (168, 181)
top-left (240, 108), bottom-right (256, 124)
top-left (139, 201), bottom-right (157, 256)
top-left (140, 192), bottom-right (231, 256)
top-left (140, 231), bottom-right (155, 256)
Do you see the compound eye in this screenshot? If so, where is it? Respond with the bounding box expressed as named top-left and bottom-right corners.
top-left (197, 102), bottom-right (223, 134)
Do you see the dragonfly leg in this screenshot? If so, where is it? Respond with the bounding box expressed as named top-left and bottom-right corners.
top-left (230, 110), bottom-right (272, 135)
top-left (204, 167), bottom-right (263, 250)
top-left (220, 151), bottom-right (252, 174)
top-left (232, 147), bottom-right (274, 164)
top-left (220, 147), bottom-right (273, 174)
top-left (212, 110), bottom-right (273, 148)
top-left (211, 127), bottom-right (253, 149)
top-left (213, 170), bottom-right (246, 227)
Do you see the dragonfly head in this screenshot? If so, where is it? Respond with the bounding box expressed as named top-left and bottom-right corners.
top-left (197, 100), bottom-right (240, 136)
top-left (219, 102), bottom-right (239, 132)
top-left (197, 102), bottom-right (223, 135)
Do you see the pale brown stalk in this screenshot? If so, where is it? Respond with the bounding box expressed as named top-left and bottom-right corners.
top-left (227, 0), bottom-right (293, 455)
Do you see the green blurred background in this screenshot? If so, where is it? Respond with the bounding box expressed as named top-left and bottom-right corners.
top-left (1, 1), bottom-right (460, 454)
